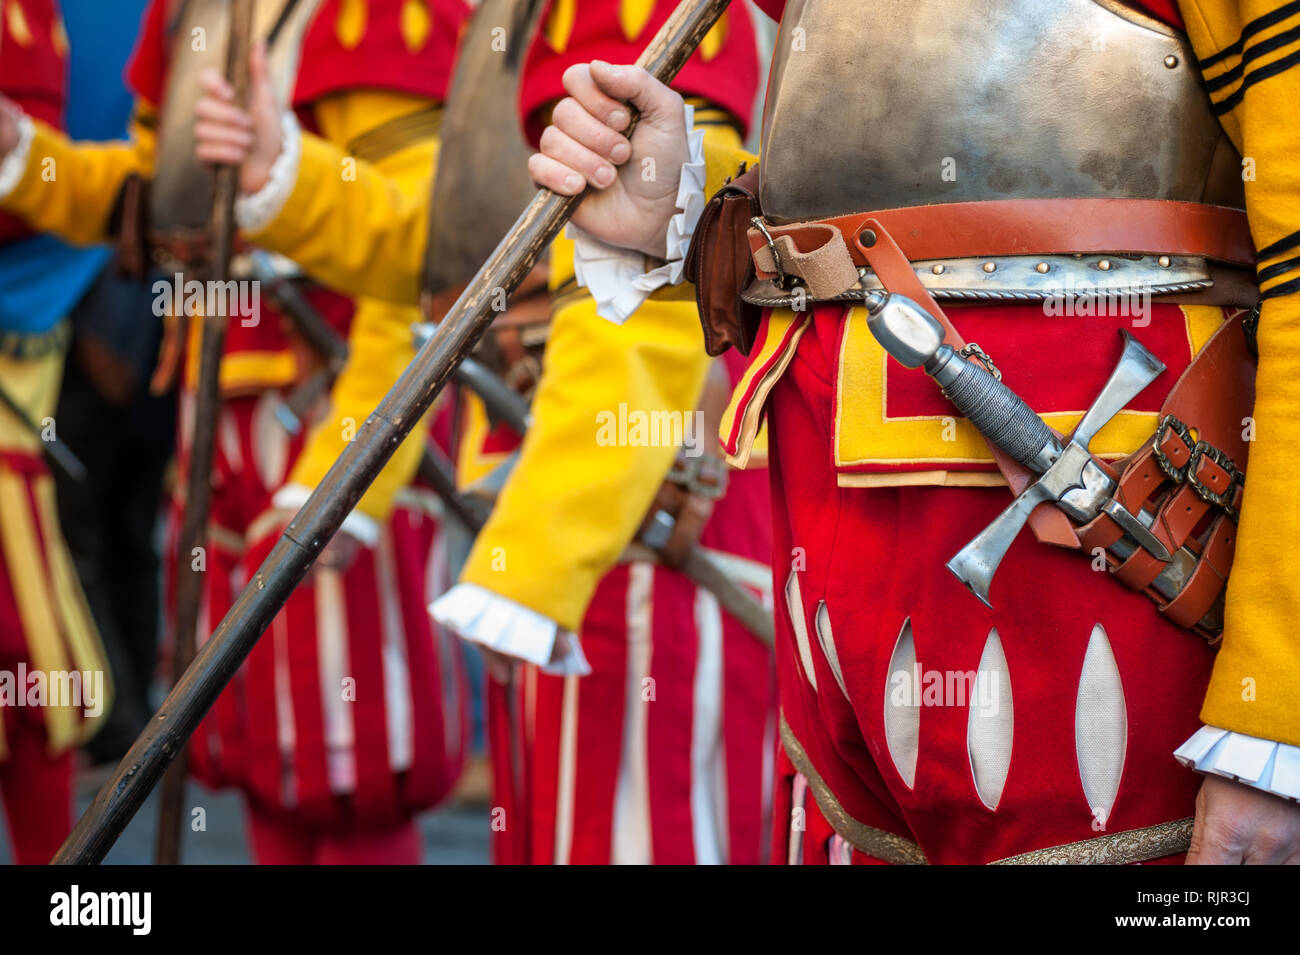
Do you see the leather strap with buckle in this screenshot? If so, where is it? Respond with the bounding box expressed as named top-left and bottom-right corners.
top-left (747, 198), bottom-right (1255, 300)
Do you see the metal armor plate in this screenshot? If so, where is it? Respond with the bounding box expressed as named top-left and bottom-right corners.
top-left (759, 0), bottom-right (1245, 223)
top-left (150, 0), bottom-right (323, 238)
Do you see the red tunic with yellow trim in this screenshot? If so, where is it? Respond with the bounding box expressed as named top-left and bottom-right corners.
top-left (465, 1), bottom-right (777, 864)
top-left (728, 0), bottom-right (1240, 865)
top-left (0, 1), bottom-right (110, 773)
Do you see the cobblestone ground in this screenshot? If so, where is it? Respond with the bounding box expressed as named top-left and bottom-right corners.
top-left (0, 763), bottom-right (492, 865)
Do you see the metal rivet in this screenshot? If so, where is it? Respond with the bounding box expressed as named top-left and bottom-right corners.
top-left (1097, 259), bottom-right (1112, 271)
top-left (1164, 54), bottom-right (1179, 68)
top-left (1035, 262), bottom-right (1050, 274)
top-left (1157, 255), bottom-right (1171, 268)
top-left (982, 261), bottom-right (997, 273)
top-left (931, 263), bottom-right (945, 275)
top-left (859, 229), bottom-right (877, 248)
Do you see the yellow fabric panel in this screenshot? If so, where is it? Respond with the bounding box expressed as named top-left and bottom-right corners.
top-left (1180, 0), bottom-right (1300, 744)
top-left (248, 114), bottom-right (434, 306)
top-left (458, 283), bottom-right (711, 631)
top-left (718, 309), bottom-right (809, 469)
top-left (285, 91), bottom-right (442, 521)
top-left (0, 106), bottom-right (156, 246)
top-left (0, 349), bottom-right (61, 453)
top-left (834, 304), bottom-right (1225, 469)
top-left (455, 391), bottom-right (512, 488)
top-left (35, 476), bottom-right (111, 745)
top-left (0, 350), bottom-right (110, 754)
top-left (0, 465), bottom-right (77, 752)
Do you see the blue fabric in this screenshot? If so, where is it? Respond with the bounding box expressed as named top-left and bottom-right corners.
top-left (0, 235), bottom-right (111, 332)
top-left (0, 0), bottom-right (149, 334)
top-left (64, 0), bottom-right (150, 140)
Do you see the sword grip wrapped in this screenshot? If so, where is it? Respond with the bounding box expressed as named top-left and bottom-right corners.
top-left (941, 359), bottom-right (1056, 469)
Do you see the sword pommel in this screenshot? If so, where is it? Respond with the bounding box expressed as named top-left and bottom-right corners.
top-left (867, 294), bottom-right (1059, 472)
top-left (864, 292), bottom-right (945, 368)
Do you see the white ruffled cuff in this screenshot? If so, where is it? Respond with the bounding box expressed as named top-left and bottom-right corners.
top-left (271, 483), bottom-right (379, 548)
top-left (429, 583), bottom-right (591, 676)
top-left (1174, 725), bottom-right (1300, 803)
top-left (0, 114), bottom-right (35, 200)
top-left (235, 111), bottom-right (301, 234)
top-left (568, 101), bottom-right (707, 325)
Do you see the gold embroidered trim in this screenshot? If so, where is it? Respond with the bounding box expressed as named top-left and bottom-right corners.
top-left (990, 817), bottom-right (1193, 865)
top-left (780, 714), bottom-right (930, 865)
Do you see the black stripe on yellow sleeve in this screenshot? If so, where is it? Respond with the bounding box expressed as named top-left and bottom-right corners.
top-left (1212, 46), bottom-right (1300, 112)
top-left (1197, 0), bottom-right (1300, 69)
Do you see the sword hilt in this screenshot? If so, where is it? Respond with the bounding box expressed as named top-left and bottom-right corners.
top-left (866, 294), bottom-right (1059, 471)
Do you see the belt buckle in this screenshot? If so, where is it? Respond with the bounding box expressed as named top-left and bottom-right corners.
top-left (1153, 414), bottom-right (1194, 482)
top-left (1187, 440), bottom-right (1242, 516)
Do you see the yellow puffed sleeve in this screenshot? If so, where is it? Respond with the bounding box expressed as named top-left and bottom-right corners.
top-left (285, 91), bottom-right (442, 522)
top-left (0, 103), bottom-right (156, 245)
top-left (455, 121), bottom-right (748, 631)
top-left (247, 117), bottom-right (430, 306)
top-left (1180, 0), bottom-right (1300, 745)
top-left (457, 277), bottom-right (709, 630)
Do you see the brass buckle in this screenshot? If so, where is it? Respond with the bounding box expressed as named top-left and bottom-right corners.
top-left (1187, 440), bottom-right (1242, 515)
top-left (1153, 414), bottom-right (1194, 482)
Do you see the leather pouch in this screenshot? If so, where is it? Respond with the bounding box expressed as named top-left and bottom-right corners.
top-left (685, 164), bottom-right (763, 356)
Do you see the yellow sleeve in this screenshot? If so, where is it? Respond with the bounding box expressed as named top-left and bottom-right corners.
top-left (285, 91), bottom-right (441, 522)
top-left (455, 122), bottom-right (749, 631)
top-left (0, 104), bottom-right (156, 245)
top-left (457, 276), bottom-right (709, 630)
top-left (1180, 0), bottom-right (1300, 745)
top-left (248, 112), bottom-right (431, 306)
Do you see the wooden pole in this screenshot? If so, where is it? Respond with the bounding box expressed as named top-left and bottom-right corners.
top-left (152, 0), bottom-right (256, 866)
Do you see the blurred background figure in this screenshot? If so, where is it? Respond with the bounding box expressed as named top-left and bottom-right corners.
top-left (1, 0), bottom-right (474, 864)
top-left (0, 0), bottom-right (112, 864)
top-left (53, 0), bottom-right (172, 767)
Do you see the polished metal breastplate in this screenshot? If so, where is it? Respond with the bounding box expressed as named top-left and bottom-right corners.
top-left (759, 0), bottom-right (1245, 224)
top-left (150, 0), bottom-right (323, 237)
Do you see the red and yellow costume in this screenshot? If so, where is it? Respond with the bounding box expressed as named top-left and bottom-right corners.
top-left (718, 0), bottom-right (1300, 863)
top-left (239, 0), bottom-right (778, 863)
top-left (1, 0), bottom-right (474, 862)
top-left (479, 1), bottom-right (772, 865)
top-left (0, 0), bottom-right (110, 865)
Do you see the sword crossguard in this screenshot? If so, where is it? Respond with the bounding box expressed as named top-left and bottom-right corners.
top-left (864, 293), bottom-right (1168, 607)
top-left (945, 330), bottom-right (1167, 605)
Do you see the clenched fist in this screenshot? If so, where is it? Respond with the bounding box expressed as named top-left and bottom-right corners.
top-left (529, 60), bottom-right (689, 260)
top-left (194, 42), bottom-right (284, 195)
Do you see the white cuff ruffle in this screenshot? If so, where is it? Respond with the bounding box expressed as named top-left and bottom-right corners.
top-left (429, 583), bottom-right (591, 676)
top-left (0, 114), bottom-right (35, 200)
top-left (235, 111), bottom-right (301, 233)
top-left (1174, 725), bottom-right (1300, 803)
top-left (271, 483), bottom-right (379, 548)
top-left (569, 101), bottom-right (707, 325)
